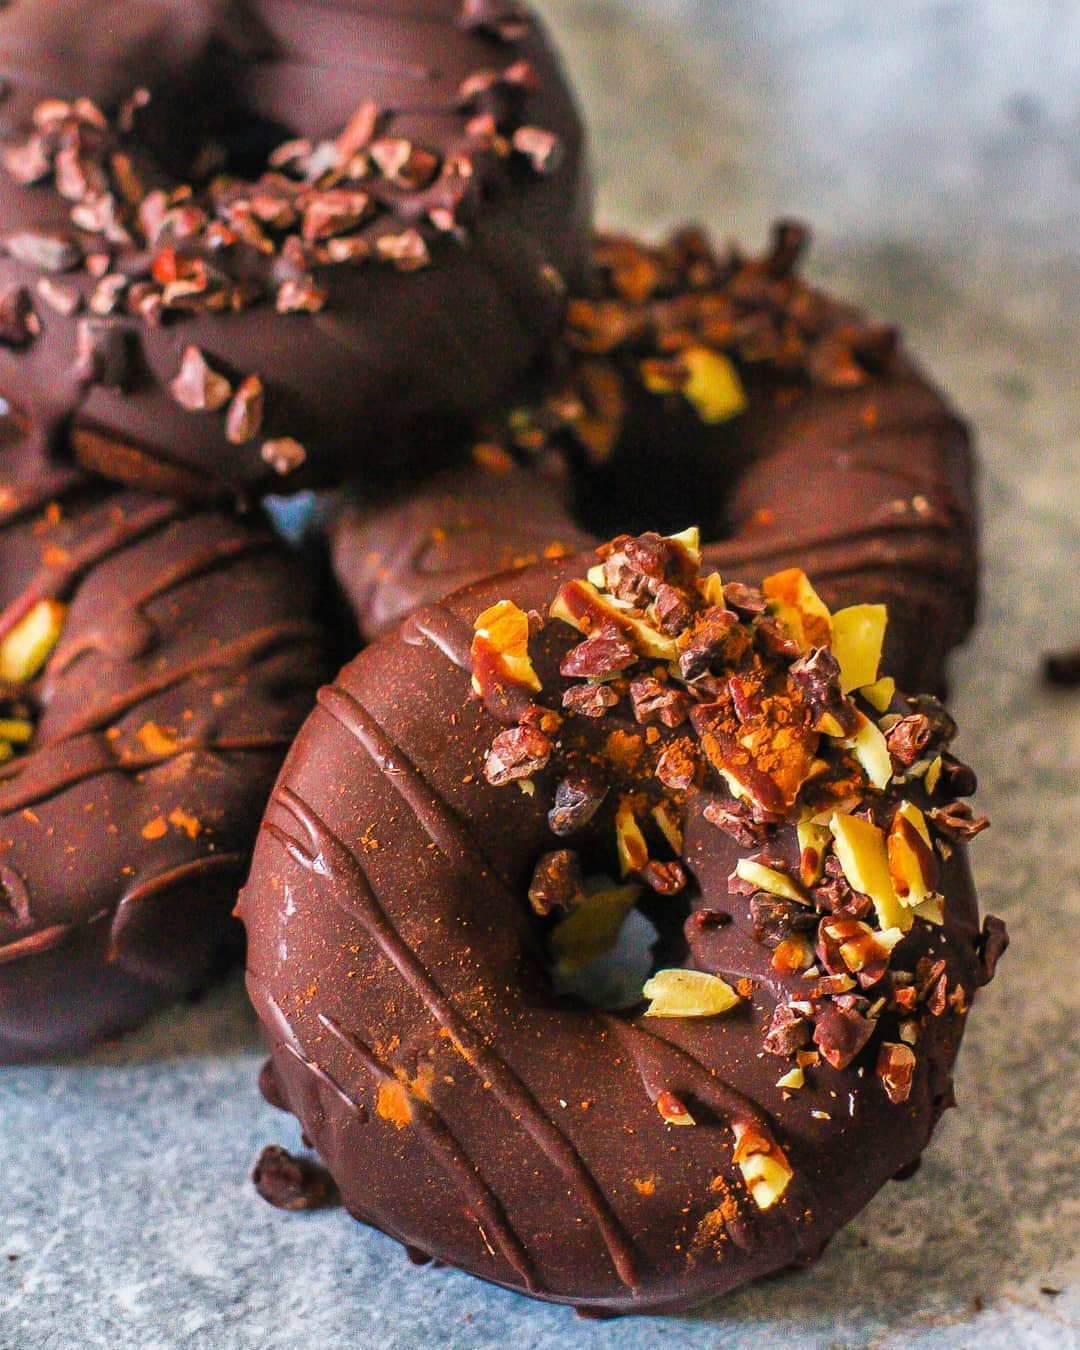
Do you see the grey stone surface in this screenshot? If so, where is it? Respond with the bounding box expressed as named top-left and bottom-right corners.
top-left (2, 1), bottom-right (1078, 1346)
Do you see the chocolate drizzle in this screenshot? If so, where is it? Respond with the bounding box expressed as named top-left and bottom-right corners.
top-left (263, 769), bottom-right (642, 1289)
top-left (318, 1010), bottom-right (541, 1291)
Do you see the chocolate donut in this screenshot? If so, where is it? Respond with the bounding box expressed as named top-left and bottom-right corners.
top-left (0, 409), bottom-right (332, 1062)
top-left (331, 225), bottom-right (977, 693)
top-left (240, 529), bottom-right (1005, 1314)
top-left (0, 0), bottom-right (589, 500)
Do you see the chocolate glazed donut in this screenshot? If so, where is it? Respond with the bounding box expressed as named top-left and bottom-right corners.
top-left (240, 534), bottom-right (1005, 1313)
top-left (0, 411), bottom-right (333, 1062)
top-left (332, 225), bottom-right (976, 693)
top-left (0, 0), bottom-right (590, 499)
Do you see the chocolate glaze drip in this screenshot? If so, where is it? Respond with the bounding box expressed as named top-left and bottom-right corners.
top-left (331, 228), bottom-right (977, 694)
top-left (0, 419), bottom-right (333, 1061)
top-left (0, 0), bottom-right (590, 499)
top-left (239, 552), bottom-right (991, 1313)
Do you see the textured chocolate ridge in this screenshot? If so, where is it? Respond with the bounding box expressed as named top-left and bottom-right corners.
top-left (331, 226), bottom-right (976, 693)
top-left (0, 421), bottom-right (333, 1061)
top-left (239, 549), bottom-right (997, 1313)
top-left (0, 0), bottom-right (590, 499)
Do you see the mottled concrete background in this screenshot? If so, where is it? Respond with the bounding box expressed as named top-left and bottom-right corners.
top-left (2, 2), bottom-right (1077, 1346)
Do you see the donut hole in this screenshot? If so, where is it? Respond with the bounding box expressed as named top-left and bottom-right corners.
top-left (535, 848), bottom-right (694, 1014)
top-left (563, 386), bottom-right (761, 543)
top-left (549, 906), bottom-right (660, 1011)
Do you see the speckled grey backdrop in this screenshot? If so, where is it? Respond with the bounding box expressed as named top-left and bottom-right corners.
top-left (2, 2), bottom-right (1078, 1347)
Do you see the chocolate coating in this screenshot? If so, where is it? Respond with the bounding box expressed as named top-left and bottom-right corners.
top-left (0, 413), bottom-right (332, 1061)
top-left (0, 0), bottom-right (590, 499)
top-left (332, 227), bottom-right (976, 693)
top-left (240, 548), bottom-right (997, 1314)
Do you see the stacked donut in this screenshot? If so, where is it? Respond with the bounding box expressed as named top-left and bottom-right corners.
top-left (0, 0), bottom-right (1006, 1319)
top-left (0, 0), bottom-right (587, 1057)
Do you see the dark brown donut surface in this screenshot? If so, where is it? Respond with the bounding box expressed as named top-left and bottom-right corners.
top-left (332, 226), bottom-right (977, 694)
top-left (0, 409), bottom-right (333, 1062)
top-left (240, 533), bottom-right (1004, 1313)
top-left (0, 0), bottom-right (590, 499)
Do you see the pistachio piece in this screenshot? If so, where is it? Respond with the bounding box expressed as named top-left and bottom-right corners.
top-left (734, 858), bottom-right (809, 906)
top-left (844, 711), bottom-right (893, 789)
top-left (830, 810), bottom-right (912, 933)
top-left (762, 568), bottom-right (833, 651)
top-left (0, 599), bottom-right (66, 683)
top-left (887, 800), bottom-right (939, 908)
top-left (860, 675), bottom-right (896, 713)
top-left (681, 346), bottom-right (747, 423)
top-left (831, 604), bottom-right (888, 694)
top-left (642, 968), bottom-right (741, 1018)
top-left (614, 797), bottom-right (649, 877)
top-left (796, 814), bottom-right (831, 886)
top-left (471, 599), bottom-right (542, 697)
top-left (732, 1122), bottom-right (793, 1210)
top-left (0, 717), bottom-right (34, 744)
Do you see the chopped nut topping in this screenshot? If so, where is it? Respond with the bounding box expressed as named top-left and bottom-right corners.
top-left (561, 622), bottom-right (636, 680)
top-left (226, 376), bottom-right (265, 445)
top-left (643, 968), bottom-right (740, 1018)
top-left (732, 1122), bottom-right (793, 1209)
top-left (927, 800), bottom-right (990, 841)
top-left (655, 1089), bottom-right (695, 1126)
top-left (467, 526), bottom-right (985, 1079)
top-left (561, 683), bottom-right (617, 717)
top-left (629, 675), bottom-right (688, 728)
top-left (548, 880), bottom-right (640, 971)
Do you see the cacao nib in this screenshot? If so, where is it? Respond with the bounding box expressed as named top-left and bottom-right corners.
top-left (750, 893), bottom-right (815, 948)
top-left (640, 860), bottom-right (687, 895)
top-left (654, 582), bottom-right (693, 635)
top-left (562, 683), bottom-right (619, 718)
top-left (789, 646), bottom-right (842, 707)
top-left (702, 797), bottom-right (767, 847)
top-left (886, 713), bottom-right (933, 766)
top-left (547, 775), bottom-right (607, 836)
top-left (560, 622), bottom-right (636, 680)
top-left (679, 607), bottom-right (739, 681)
top-left (655, 739), bottom-right (700, 791)
top-left (814, 1003), bottom-right (875, 1070)
top-left (483, 725), bottom-right (551, 786)
top-left (252, 1145), bottom-right (337, 1211)
top-left (763, 1003), bottom-right (811, 1057)
top-left (722, 581), bottom-right (767, 617)
top-left (0, 285), bottom-right (37, 346)
top-left (528, 849), bottom-right (584, 916)
top-left (937, 752), bottom-right (977, 797)
top-left (752, 614), bottom-right (800, 661)
top-left (928, 800), bottom-right (990, 841)
top-left (629, 676), bottom-right (688, 728)
top-left (876, 1042), bottom-right (916, 1104)
top-left (975, 914), bottom-right (1009, 987)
